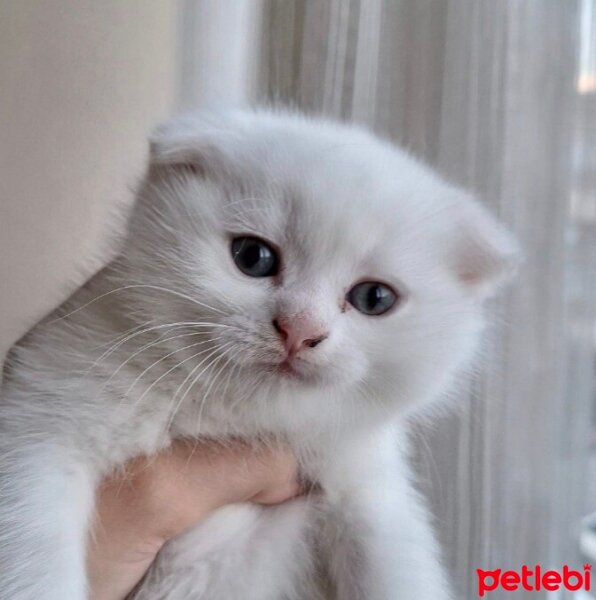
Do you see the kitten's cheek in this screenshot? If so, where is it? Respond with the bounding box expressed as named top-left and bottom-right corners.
top-left (325, 352), bottom-right (367, 386)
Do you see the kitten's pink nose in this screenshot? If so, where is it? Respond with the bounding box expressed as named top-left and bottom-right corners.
top-left (272, 316), bottom-right (328, 356)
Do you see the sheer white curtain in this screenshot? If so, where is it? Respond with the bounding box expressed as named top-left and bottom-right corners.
top-left (183, 1), bottom-right (596, 597)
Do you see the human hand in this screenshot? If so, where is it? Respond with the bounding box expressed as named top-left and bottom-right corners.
top-left (88, 439), bottom-right (301, 600)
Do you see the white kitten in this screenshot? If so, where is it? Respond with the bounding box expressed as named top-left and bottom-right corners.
top-left (0, 109), bottom-right (517, 600)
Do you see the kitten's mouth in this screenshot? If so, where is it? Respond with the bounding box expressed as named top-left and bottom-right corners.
top-left (256, 355), bottom-right (319, 383)
top-left (275, 358), bottom-right (302, 378)
top-left (266, 356), bottom-right (316, 381)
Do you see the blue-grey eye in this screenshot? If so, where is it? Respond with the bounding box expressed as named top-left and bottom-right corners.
top-left (347, 281), bottom-right (398, 316)
top-left (231, 236), bottom-right (278, 278)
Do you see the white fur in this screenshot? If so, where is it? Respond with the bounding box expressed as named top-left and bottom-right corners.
top-left (0, 109), bottom-right (517, 599)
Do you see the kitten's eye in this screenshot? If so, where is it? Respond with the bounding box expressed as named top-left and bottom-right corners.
top-left (231, 236), bottom-right (278, 278)
top-left (347, 282), bottom-right (398, 316)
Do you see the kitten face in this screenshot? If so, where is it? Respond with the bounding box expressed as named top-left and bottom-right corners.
top-left (120, 110), bottom-right (517, 429)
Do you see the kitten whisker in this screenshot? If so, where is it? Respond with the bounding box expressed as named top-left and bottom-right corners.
top-left (49, 284), bottom-right (227, 325)
top-left (163, 343), bottom-right (234, 434)
top-left (98, 330), bottom-right (216, 395)
top-left (191, 348), bottom-right (238, 433)
top-left (201, 346), bottom-right (240, 404)
top-left (88, 318), bottom-right (161, 351)
top-left (85, 321), bottom-right (230, 379)
top-left (127, 339), bottom-right (229, 411)
top-left (218, 350), bottom-right (244, 409)
top-left (227, 368), bottom-right (265, 415)
top-left (164, 341), bottom-right (234, 419)
top-left (171, 342), bottom-right (237, 431)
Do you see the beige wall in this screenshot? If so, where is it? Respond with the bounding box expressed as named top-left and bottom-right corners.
top-left (0, 1), bottom-right (178, 362)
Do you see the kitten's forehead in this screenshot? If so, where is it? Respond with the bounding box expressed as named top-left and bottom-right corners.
top-left (221, 124), bottom-right (444, 276)
top-left (224, 174), bottom-right (394, 274)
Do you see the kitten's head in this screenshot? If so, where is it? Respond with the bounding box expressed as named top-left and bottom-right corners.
top-left (119, 110), bottom-right (517, 433)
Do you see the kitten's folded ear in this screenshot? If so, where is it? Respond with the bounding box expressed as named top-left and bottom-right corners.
top-left (148, 113), bottom-right (237, 178)
top-left (445, 195), bottom-right (520, 297)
